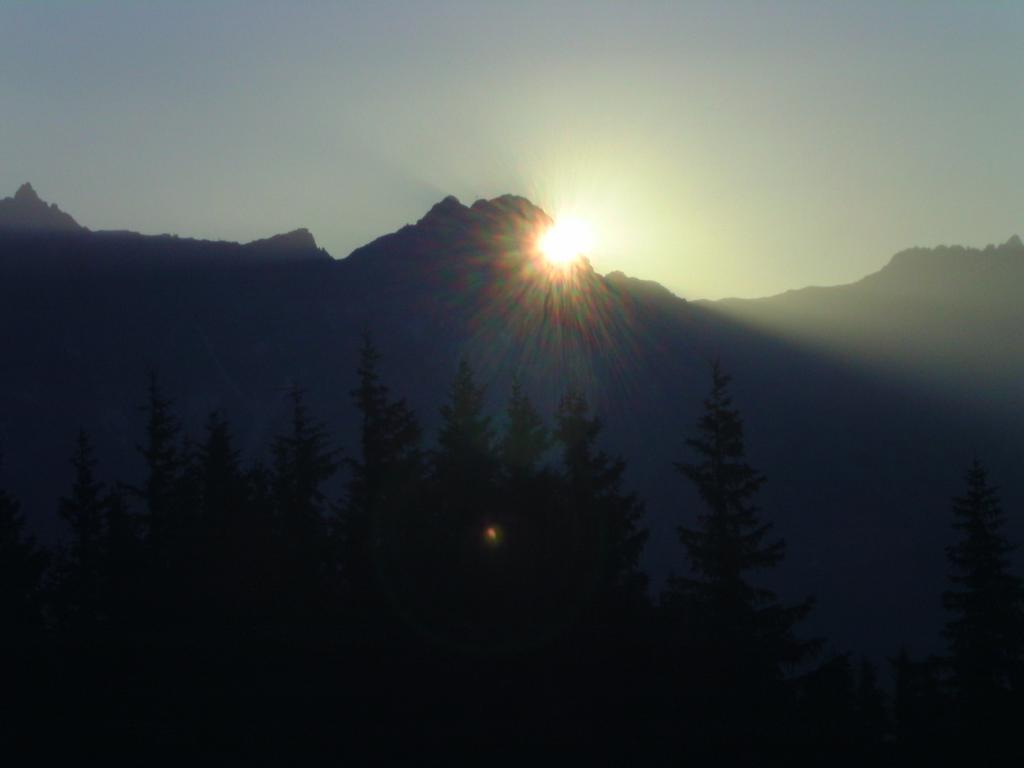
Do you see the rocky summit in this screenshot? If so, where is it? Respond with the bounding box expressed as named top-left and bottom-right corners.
top-left (0, 183), bottom-right (84, 232)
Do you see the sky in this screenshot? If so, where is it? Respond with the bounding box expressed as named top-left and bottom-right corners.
top-left (2, 1), bottom-right (1022, 300)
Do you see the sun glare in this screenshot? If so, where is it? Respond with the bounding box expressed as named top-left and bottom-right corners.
top-left (538, 217), bottom-right (594, 268)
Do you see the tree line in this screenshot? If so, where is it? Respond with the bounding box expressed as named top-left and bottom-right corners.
top-left (2, 336), bottom-right (1022, 760)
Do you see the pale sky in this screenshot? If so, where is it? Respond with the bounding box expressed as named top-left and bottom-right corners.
top-left (2, 1), bottom-right (1022, 299)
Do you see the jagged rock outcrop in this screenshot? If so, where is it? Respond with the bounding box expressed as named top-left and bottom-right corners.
top-left (243, 228), bottom-right (329, 260)
top-left (0, 183), bottom-right (84, 232)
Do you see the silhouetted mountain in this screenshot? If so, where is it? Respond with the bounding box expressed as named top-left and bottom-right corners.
top-left (1, 185), bottom-right (1021, 661)
top-left (0, 183), bottom-right (84, 232)
top-left (243, 227), bottom-right (328, 259)
top-left (711, 234), bottom-right (1024, 412)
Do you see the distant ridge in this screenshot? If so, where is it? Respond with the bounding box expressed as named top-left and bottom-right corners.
top-left (242, 227), bottom-right (329, 259)
top-left (0, 182), bottom-right (329, 262)
top-left (0, 183), bottom-right (84, 232)
top-left (871, 233), bottom-right (1024, 281)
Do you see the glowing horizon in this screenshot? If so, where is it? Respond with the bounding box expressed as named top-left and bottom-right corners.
top-left (2, 2), bottom-right (1022, 300)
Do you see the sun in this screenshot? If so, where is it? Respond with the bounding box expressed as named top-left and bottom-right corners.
top-left (538, 217), bottom-right (595, 267)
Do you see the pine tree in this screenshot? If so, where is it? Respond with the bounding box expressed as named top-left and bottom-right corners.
top-left (800, 653), bottom-right (856, 752)
top-left (497, 377), bottom-right (553, 549)
top-left (271, 385), bottom-right (337, 616)
top-left (890, 648), bottom-right (944, 758)
top-left (891, 648), bottom-right (917, 741)
top-left (942, 460), bottom-right (1023, 714)
top-left (100, 486), bottom-right (142, 626)
top-left (553, 390), bottom-right (648, 617)
top-left (0, 475), bottom-right (48, 630)
top-left (433, 358), bottom-right (497, 499)
top-left (128, 373), bottom-right (207, 625)
top-left (421, 358), bottom-right (503, 641)
top-left (54, 430), bottom-right (107, 624)
top-left (197, 411), bottom-right (244, 528)
top-left (854, 658), bottom-right (889, 750)
top-left (238, 459), bottom-right (278, 621)
top-left (666, 362), bottom-right (814, 690)
top-left (499, 376), bottom-right (550, 480)
top-left (498, 377), bottom-right (552, 562)
top-left (336, 334), bottom-right (423, 618)
top-left (194, 411), bottom-right (247, 622)
top-left (134, 370), bottom-right (182, 545)
top-left (428, 357), bottom-right (499, 560)
top-left (273, 386), bottom-right (337, 540)
top-left (492, 378), bottom-right (560, 641)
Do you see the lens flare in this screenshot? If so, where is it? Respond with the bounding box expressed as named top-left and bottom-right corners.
top-left (483, 524), bottom-right (503, 547)
top-left (538, 217), bottom-right (594, 268)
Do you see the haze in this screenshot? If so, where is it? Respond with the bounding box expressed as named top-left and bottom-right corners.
top-left (2, 0), bottom-right (1021, 299)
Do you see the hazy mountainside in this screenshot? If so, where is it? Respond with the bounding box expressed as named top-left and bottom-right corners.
top-left (710, 235), bottom-right (1024, 414)
top-left (1, 184), bottom-right (1021, 658)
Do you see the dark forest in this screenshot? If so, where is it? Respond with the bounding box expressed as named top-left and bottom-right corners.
top-left (4, 334), bottom-right (1022, 762)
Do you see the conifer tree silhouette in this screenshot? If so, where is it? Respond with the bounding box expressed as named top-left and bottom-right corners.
top-left (498, 378), bottom-right (552, 529)
top-left (800, 652), bottom-right (856, 752)
top-left (553, 390), bottom-right (648, 618)
top-left (491, 377), bottom-right (559, 642)
top-left (1, 461), bottom-right (50, 748)
top-left (499, 376), bottom-right (550, 479)
top-left (239, 458), bottom-right (279, 622)
top-left (890, 648), bottom-right (944, 758)
top-left (100, 485), bottom-right (141, 626)
top-left (666, 362), bottom-right (815, 710)
top-left (126, 371), bottom-right (197, 624)
top-left (427, 358), bottom-right (499, 637)
top-left (197, 411), bottom-right (243, 529)
top-left (854, 658), bottom-right (888, 751)
top-left (133, 370), bottom-right (182, 547)
top-left (0, 476), bottom-right (48, 630)
top-left (271, 385), bottom-right (337, 618)
top-left (194, 411), bottom-right (248, 623)
top-left (336, 334), bottom-right (423, 622)
top-left (54, 430), bottom-right (107, 625)
top-left (942, 460), bottom-right (1023, 727)
top-left (433, 358), bottom-right (497, 499)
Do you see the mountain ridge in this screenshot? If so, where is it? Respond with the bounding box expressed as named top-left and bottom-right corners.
top-left (0, 183), bottom-right (331, 260)
top-left (2, 183), bottom-right (1023, 660)
top-left (14, 182), bottom-right (1019, 304)
top-left (707, 234), bottom-right (1024, 307)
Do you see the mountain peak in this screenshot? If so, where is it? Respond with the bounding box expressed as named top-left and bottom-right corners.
top-left (243, 227), bottom-right (327, 260)
top-left (469, 194), bottom-right (551, 226)
top-left (435, 194), bottom-right (463, 210)
top-left (347, 193), bottom-right (558, 273)
top-left (417, 195), bottom-right (470, 227)
top-left (0, 183), bottom-right (84, 233)
top-left (432, 193), bottom-right (551, 245)
top-left (14, 182), bottom-right (40, 203)
top-left (415, 194), bottom-right (552, 233)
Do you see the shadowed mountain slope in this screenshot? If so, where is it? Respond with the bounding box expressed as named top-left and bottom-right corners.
top-left (1, 185), bottom-right (1021, 658)
top-left (710, 235), bottom-right (1024, 413)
